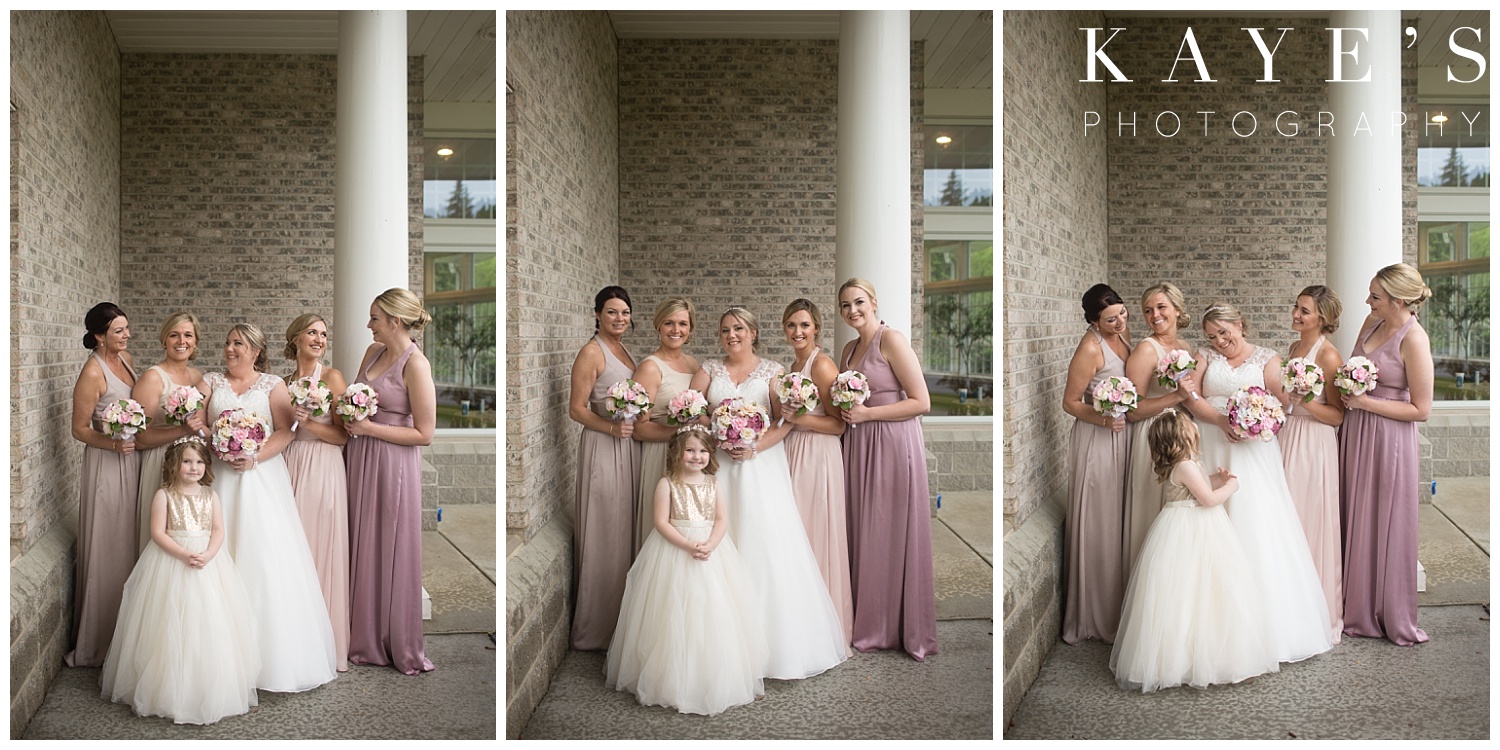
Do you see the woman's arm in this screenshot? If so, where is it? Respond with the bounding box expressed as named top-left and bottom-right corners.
top-left (1263, 354), bottom-right (1292, 408)
top-left (1061, 335), bottom-right (1121, 431)
top-left (1345, 324), bottom-right (1434, 422)
top-left (783, 354), bottom-right (846, 436)
top-left (755, 369), bottom-right (795, 452)
top-left (567, 341), bottom-right (630, 439)
top-left (345, 352), bottom-right (438, 446)
top-left (842, 329), bottom-right (930, 424)
top-left (630, 358), bottom-right (675, 444)
top-left (133, 367), bottom-right (196, 449)
top-left (1124, 343), bottom-right (1186, 422)
top-left (71, 359), bottom-right (129, 453)
top-left (293, 366), bottom-right (350, 446)
top-left (1293, 345), bottom-right (1345, 427)
top-left (1180, 352), bottom-right (1233, 436)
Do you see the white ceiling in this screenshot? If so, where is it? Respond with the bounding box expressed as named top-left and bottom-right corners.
top-left (606, 10), bottom-right (993, 89)
top-left (102, 10), bottom-right (496, 104)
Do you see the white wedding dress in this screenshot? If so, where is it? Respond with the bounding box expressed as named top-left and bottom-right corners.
top-left (705, 358), bottom-right (849, 680)
top-left (206, 372), bottom-right (338, 692)
top-left (1195, 347), bottom-right (1334, 663)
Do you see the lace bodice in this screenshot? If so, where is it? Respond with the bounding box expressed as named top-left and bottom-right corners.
top-left (205, 371), bottom-right (281, 430)
top-left (1199, 346), bottom-right (1277, 415)
top-left (704, 358), bottom-right (783, 412)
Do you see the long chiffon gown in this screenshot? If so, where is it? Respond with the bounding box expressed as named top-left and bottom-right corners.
top-left (206, 371), bottom-right (338, 691)
top-left (707, 358), bottom-right (849, 678)
top-left (101, 488), bottom-right (260, 724)
top-left (346, 343), bottom-right (437, 673)
top-left (136, 365), bottom-right (187, 554)
top-left (1279, 336), bottom-right (1343, 643)
top-left (283, 361), bottom-right (351, 671)
top-left (66, 353), bottom-right (142, 668)
top-left (1062, 329), bottom-right (1129, 645)
top-left (606, 479), bottom-right (768, 715)
top-left (841, 324), bottom-right (939, 660)
top-left (1195, 346), bottom-right (1333, 663)
top-left (634, 354), bottom-right (692, 557)
top-left (783, 348), bottom-right (854, 645)
top-left (1122, 337), bottom-right (1170, 576)
top-left (569, 336), bottom-right (641, 651)
top-left (1340, 316), bottom-right (1429, 646)
top-left (1110, 461), bottom-right (1279, 692)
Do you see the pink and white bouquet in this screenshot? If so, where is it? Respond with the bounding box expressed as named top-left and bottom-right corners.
top-left (1334, 356), bottom-right (1379, 397)
top-left (831, 370), bottom-right (871, 429)
top-left (665, 388), bottom-right (708, 426)
top-left (210, 407), bottom-right (270, 462)
top-left (1090, 376), bottom-right (1139, 420)
top-left (162, 385), bottom-right (204, 426)
top-left (100, 398), bottom-right (150, 440)
top-left (336, 382), bottom-right (379, 438)
top-left (775, 370), bottom-right (820, 417)
top-left (1281, 357), bottom-right (1325, 404)
top-left (288, 376), bottom-right (332, 432)
top-left (1154, 349), bottom-right (1197, 390)
top-left (711, 396), bottom-right (770, 453)
top-left (1227, 385), bottom-right (1286, 443)
top-left (604, 379), bottom-right (652, 423)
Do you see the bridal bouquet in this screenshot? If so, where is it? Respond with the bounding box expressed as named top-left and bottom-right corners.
top-left (100, 398), bottom-right (150, 440)
top-left (831, 370), bottom-right (871, 428)
top-left (288, 376), bottom-right (332, 432)
top-left (666, 388), bottom-right (708, 426)
top-left (1090, 376), bottom-right (1139, 420)
top-left (336, 382), bottom-right (380, 438)
top-left (604, 379), bottom-right (652, 422)
top-left (1334, 356), bottom-right (1379, 397)
top-left (1154, 349), bottom-right (1196, 389)
top-left (1281, 357), bottom-right (1325, 404)
top-left (211, 407), bottom-right (269, 462)
top-left (1227, 385), bottom-right (1286, 443)
top-left (775, 371), bottom-right (820, 417)
top-left (162, 385), bottom-right (204, 426)
top-left (711, 396), bottom-right (769, 453)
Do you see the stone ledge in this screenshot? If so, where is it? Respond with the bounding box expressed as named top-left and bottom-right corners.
top-left (505, 510), bottom-right (573, 739)
top-left (10, 514), bottom-right (77, 739)
top-left (1001, 489), bottom-right (1065, 729)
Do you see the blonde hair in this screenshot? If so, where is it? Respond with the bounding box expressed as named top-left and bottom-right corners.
top-left (374, 288), bottom-right (432, 333)
top-left (720, 307), bottom-right (760, 353)
top-left (838, 277), bottom-right (878, 308)
top-left (1140, 282), bottom-right (1191, 329)
top-left (1149, 409), bottom-right (1199, 483)
top-left (781, 298), bottom-right (824, 341)
top-left (652, 297), bottom-right (696, 346)
top-left (227, 323), bottom-right (270, 373)
top-left (1201, 302), bottom-right (1247, 336)
top-left (161, 439), bottom-right (216, 489)
top-left (666, 428), bottom-right (719, 481)
top-left (1297, 286), bottom-right (1342, 334)
top-left (157, 311), bottom-right (202, 361)
top-left (284, 313), bottom-right (329, 360)
top-left (1374, 263), bottom-right (1433, 312)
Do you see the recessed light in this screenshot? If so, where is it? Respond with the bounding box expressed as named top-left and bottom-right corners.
top-left (437, 147), bottom-right (454, 157)
top-left (1431, 113), bottom-right (1448, 124)
top-left (935, 135), bottom-right (953, 145)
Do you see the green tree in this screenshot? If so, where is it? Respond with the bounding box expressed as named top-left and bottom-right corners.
top-left (1440, 146), bottom-right (1470, 187)
top-left (940, 170), bottom-right (965, 206)
top-left (925, 295), bottom-right (993, 386)
top-left (445, 180), bottom-right (476, 218)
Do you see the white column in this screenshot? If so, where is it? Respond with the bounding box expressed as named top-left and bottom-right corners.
top-left (335, 10), bottom-right (410, 375)
top-left (835, 10), bottom-right (912, 355)
top-left (1326, 10), bottom-right (1402, 355)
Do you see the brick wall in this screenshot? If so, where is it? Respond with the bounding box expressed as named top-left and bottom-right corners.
top-left (616, 38), bottom-right (925, 369)
top-left (117, 53), bottom-right (426, 362)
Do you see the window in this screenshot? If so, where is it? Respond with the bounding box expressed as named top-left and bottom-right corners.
top-left (424, 138), bottom-right (497, 219)
top-left (1419, 220), bottom-right (1489, 400)
top-left (923, 239), bottom-right (993, 416)
top-left (1417, 105), bottom-right (1490, 188)
top-left (924, 124), bottom-right (992, 207)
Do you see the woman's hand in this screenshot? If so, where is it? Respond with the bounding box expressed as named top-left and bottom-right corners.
top-left (344, 417), bottom-right (374, 438)
top-left (840, 403), bottom-right (871, 425)
top-left (1176, 370), bottom-right (1200, 399)
top-left (185, 408), bottom-right (207, 435)
top-left (1343, 393), bottom-right (1370, 412)
top-left (292, 404), bottom-right (312, 425)
top-left (726, 445), bottom-right (755, 462)
top-left (1106, 415), bottom-right (1125, 433)
top-left (114, 438), bottom-right (137, 456)
top-left (230, 454), bottom-right (257, 473)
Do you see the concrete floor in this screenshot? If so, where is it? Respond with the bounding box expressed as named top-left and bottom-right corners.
top-left (1005, 477), bottom-right (1491, 740)
top-left (21, 504), bottom-right (498, 740)
top-left (520, 490), bottom-right (996, 740)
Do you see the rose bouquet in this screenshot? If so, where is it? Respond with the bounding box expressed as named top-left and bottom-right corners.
top-left (711, 396), bottom-right (770, 453)
top-left (162, 385), bottom-right (204, 426)
top-left (775, 370), bottom-right (820, 417)
top-left (100, 398), bottom-right (150, 440)
top-left (831, 370), bottom-right (871, 429)
top-left (288, 376), bottom-right (332, 432)
top-left (1090, 376), bottom-right (1139, 421)
top-left (336, 382), bottom-right (380, 438)
top-left (604, 379), bottom-right (652, 423)
top-left (211, 407), bottom-right (270, 463)
top-left (1227, 385), bottom-right (1286, 443)
top-left (1333, 356), bottom-right (1379, 397)
top-left (1281, 357), bottom-right (1325, 404)
top-left (666, 388), bottom-right (708, 426)
top-left (1154, 349), bottom-right (1197, 389)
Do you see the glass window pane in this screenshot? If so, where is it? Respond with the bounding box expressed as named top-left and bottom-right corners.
top-left (969, 241), bottom-right (993, 278)
top-left (922, 239), bottom-right (993, 416)
top-left (928, 242), bottom-right (960, 282)
top-left (1416, 104), bottom-right (1490, 187)
top-left (425, 137), bottom-right (498, 219)
top-left (474, 253), bottom-right (497, 289)
top-left (1469, 222), bottom-right (1490, 259)
top-left (429, 300), bottom-right (498, 428)
top-left (430, 254), bottom-right (465, 293)
top-left (1426, 223), bottom-right (1459, 263)
top-left (924, 124), bottom-right (993, 207)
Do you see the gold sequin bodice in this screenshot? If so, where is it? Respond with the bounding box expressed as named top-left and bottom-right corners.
top-left (166, 487), bottom-right (215, 533)
top-left (668, 480), bottom-right (717, 525)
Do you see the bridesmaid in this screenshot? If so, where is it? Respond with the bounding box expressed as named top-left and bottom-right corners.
top-left (130, 312), bottom-right (205, 554)
top-left (630, 297), bottom-right (699, 557)
top-left (344, 288), bottom-right (437, 673)
top-left (66, 302), bottom-right (141, 667)
top-left (837, 278), bottom-right (938, 661)
top-left (1121, 282), bottom-right (1195, 575)
top-left (1281, 285), bottom-right (1345, 644)
top-left (1341, 263), bottom-right (1434, 646)
top-left (283, 313), bottom-right (351, 671)
top-left (781, 298), bottom-right (854, 645)
top-left (567, 286), bottom-right (642, 650)
top-left (1060, 283), bottom-right (1132, 645)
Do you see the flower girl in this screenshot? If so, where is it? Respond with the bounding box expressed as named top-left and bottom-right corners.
top-left (1109, 409), bottom-right (1279, 692)
top-left (605, 425), bottom-right (769, 715)
top-left (101, 436), bottom-right (260, 724)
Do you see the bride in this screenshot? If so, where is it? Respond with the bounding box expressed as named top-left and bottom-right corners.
top-left (192, 324), bottom-right (338, 692)
top-left (687, 307), bottom-right (849, 680)
top-left (1183, 304), bottom-right (1333, 664)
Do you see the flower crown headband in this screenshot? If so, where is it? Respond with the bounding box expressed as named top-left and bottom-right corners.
top-left (171, 435), bottom-right (208, 449)
top-left (675, 424), bottom-right (712, 439)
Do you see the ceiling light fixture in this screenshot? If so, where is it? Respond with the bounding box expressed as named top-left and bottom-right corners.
top-left (437, 147), bottom-right (455, 157)
top-left (1431, 113), bottom-right (1448, 124)
top-left (935, 135), bottom-right (953, 145)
